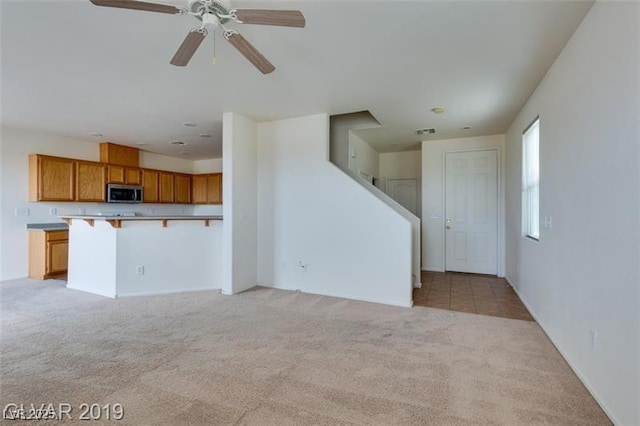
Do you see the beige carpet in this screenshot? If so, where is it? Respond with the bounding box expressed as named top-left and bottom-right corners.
top-left (1, 279), bottom-right (609, 425)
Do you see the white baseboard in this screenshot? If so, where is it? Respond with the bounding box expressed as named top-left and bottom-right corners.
top-left (253, 283), bottom-right (413, 308)
top-left (0, 276), bottom-right (29, 284)
top-left (504, 277), bottom-right (618, 425)
top-left (421, 267), bottom-right (445, 272)
top-left (66, 284), bottom-right (115, 299)
top-left (117, 287), bottom-right (220, 298)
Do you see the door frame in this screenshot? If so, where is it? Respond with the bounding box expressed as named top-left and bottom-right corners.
top-left (441, 147), bottom-right (504, 277)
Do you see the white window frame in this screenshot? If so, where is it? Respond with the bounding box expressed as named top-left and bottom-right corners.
top-left (522, 117), bottom-right (540, 241)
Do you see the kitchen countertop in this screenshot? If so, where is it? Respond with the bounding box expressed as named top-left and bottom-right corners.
top-left (59, 215), bottom-right (222, 220)
top-left (26, 223), bottom-right (69, 232)
top-left (59, 215), bottom-right (222, 228)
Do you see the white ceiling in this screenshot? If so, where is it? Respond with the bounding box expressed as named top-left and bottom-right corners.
top-left (1, 0), bottom-right (594, 159)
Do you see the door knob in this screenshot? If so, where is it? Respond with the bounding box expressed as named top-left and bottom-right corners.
top-left (446, 219), bottom-right (452, 230)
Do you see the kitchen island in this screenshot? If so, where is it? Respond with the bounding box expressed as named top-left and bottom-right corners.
top-left (61, 215), bottom-right (223, 298)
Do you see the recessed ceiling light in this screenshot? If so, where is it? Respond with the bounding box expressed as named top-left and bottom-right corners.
top-left (89, 132), bottom-right (103, 137)
top-left (431, 107), bottom-right (446, 114)
top-left (179, 151), bottom-right (189, 155)
top-left (462, 126), bottom-right (472, 130)
top-left (199, 133), bottom-right (212, 138)
top-left (391, 143), bottom-right (399, 146)
top-left (182, 122), bottom-right (197, 127)
top-left (170, 141), bottom-right (187, 146)
top-left (415, 128), bottom-right (436, 135)
top-left (136, 143), bottom-right (149, 146)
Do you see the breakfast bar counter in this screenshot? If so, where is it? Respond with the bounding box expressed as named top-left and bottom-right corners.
top-left (61, 215), bottom-right (223, 298)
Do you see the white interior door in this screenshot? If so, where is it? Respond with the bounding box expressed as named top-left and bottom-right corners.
top-left (445, 150), bottom-right (498, 274)
top-left (387, 179), bottom-right (418, 215)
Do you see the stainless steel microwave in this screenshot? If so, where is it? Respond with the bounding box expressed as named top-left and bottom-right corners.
top-left (106, 184), bottom-right (143, 204)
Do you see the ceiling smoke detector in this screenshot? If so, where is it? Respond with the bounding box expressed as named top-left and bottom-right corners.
top-left (415, 128), bottom-right (436, 135)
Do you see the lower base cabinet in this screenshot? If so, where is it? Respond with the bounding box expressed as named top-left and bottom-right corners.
top-left (28, 230), bottom-right (69, 280)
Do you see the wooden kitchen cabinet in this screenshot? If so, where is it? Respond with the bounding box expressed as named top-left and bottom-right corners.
top-left (100, 142), bottom-right (139, 167)
top-left (159, 171), bottom-right (175, 203)
top-left (174, 174), bottom-right (192, 204)
top-left (107, 165), bottom-right (142, 185)
top-left (207, 173), bottom-right (222, 204)
top-left (28, 230), bottom-right (69, 280)
top-left (28, 154), bottom-right (75, 201)
top-left (191, 173), bottom-right (222, 204)
top-left (191, 175), bottom-right (208, 204)
top-left (76, 160), bottom-right (107, 202)
top-left (142, 169), bottom-right (159, 203)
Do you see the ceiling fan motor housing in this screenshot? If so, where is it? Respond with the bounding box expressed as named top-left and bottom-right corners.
top-left (188, 0), bottom-right (231, 20)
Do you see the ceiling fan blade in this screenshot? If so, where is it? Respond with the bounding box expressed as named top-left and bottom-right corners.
top-left (170, 29), bottom-right (207, 67)
top-left (89, 0), bottom-right (182, 15)
top-left (225, 32), bottom-right (275, 74)
top-left (233, 9), bottom-right (305, 28)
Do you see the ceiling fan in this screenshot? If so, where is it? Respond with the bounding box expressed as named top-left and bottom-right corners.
top-left (89, 0), bottom-right (306, 74)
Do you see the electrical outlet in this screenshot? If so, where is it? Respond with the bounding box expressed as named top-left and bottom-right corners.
top-left (49, 208), bottom-right (58, 216)
top-left (590, 329), bottom-right (598, 350)
top-left (136, 265), bottom-right (145, 275)
top-left (14, 208), bottom-right (30, 216)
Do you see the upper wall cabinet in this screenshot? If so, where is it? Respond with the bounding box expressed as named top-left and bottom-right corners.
top-left (142, 169), bottom-right (159, 203)
top-left (107, 165), bottom-right (142, 185)
top-left (207, 173), bottom-right (222, 204)
top-left (192, 175), bottom-right (208, 204)
top-left (192, 173), bottom-right (222, 204)
top-left (76, 161), bottom-right (107, 202)
top-left (100, 142), bottom-right (139, 167)
top-left (159, 171), bottom-right (175, 203)
top-left (29, 154), bottom-right (75, 202)
top-left (29, 150), bottom-right (221, 205)
top-left (174, 174), bottom-right (192, 204)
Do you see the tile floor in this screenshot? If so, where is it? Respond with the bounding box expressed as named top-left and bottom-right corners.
top-left (413, 271), bottom-right (535, 321)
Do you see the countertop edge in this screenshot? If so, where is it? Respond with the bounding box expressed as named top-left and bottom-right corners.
top-left (59, 215), bottom-right (223, 221)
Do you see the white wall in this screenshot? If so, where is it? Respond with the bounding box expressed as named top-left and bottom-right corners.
top-left (380, 150), bottom-right (422, 184)
top-left (0, 125), bottom-right (196, 281)
top-left (348, 131), bottom-right (380, 180)
top-left (193, 158), bottom-right (222, 174)
top-left (222, 113), bottom-right (258, 295)
top-left (504, 2), bottom-right (639, 424)
top-left (139, 151), bottom-right (194, 174)
top-left (422, 135), bottom-right (505, 274)
top-left (67, 219), bottom-right (222, 297)
top-left (257, 114), bottom-right (413, 307)
top-left (329, 112), bottom-right (380, 171)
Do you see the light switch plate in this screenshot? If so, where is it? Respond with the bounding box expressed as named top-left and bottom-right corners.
top-left (14, 208), bottom-right (30, 216)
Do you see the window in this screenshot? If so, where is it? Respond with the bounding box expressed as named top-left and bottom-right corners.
top-left (522, 117), bottom-right (540, 240)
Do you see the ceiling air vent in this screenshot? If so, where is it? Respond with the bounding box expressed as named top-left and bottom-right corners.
top-left (415, 128), bottom-right (435, 135)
